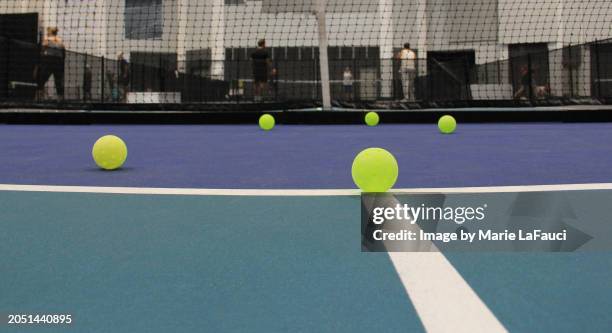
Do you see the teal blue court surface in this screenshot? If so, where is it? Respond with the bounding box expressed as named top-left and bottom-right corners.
top-left (1, 124), bottom-right (612, 332)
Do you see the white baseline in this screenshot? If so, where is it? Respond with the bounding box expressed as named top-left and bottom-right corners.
top-left (0, 182), bottom-right (611, 196)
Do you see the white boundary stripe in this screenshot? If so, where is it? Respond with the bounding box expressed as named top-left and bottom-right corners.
top-left (389, 252), bottom-right (508, 333)
top-left (1, 183), bottom-right (612, 196)
top-left (375, 195), bottom-right (507, 332)
top-left (0, 184), bottom-right (358, 196)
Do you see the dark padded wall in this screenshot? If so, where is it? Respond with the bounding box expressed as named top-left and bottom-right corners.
top-left (0, 13), bottom-right (39, 100)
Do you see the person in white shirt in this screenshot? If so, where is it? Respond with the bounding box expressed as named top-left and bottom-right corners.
top-left (397, 43), bottom-right (416, 101)
top-left (342, 67), bottom-right (354, 101)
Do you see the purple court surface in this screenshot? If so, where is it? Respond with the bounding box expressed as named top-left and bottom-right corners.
top-left (1, 123), bottom-right (611, 189)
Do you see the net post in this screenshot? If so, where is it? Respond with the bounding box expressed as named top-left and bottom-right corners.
top-left (273, 57), bottom-right (279, 101)
top-left (527, 54), bottom-right (533, 101)
top-left (353, 57), bottom-right (357, 101)
top-left (314, 0), bottom-right (331, 110)
top-left (101, 56), bottom-right (105, 103)
top-left (4, 38), bottom-right (9, 101)
top-left (379, 0), bottom-right (394, 99)
top-left (497, 59), bottom-right (501, 85)
top-left (428, 59), bottom-right (434, 102)
top-left (568, 43), bottom-right (574, 98)
top-left (594, 39), bottom-right (602, 99)
top-left (236, 56), bottom-right (240, 104)
top-left (198, 58), bottom-right (203, 102)
top-left (463, 58), bottom-right (471, 100)
top-left (158, 55), bottom-right (164, 93)
top-left (82, 55), bottom-right (87, 102)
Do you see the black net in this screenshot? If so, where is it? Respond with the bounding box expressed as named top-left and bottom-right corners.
top-left (0, 0), bottom-right (611, 109)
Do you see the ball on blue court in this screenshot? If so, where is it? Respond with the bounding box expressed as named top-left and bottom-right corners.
top-left (259, 114), bottom-right (275, 131)
top-left (92, 135), bottom-right (128, 170)
top-left (365, 112), bottom-right (380, 126)
top-left (438, 115), bottom-right (457, 134)
top-left (351, 148), bottom-right (398, 193)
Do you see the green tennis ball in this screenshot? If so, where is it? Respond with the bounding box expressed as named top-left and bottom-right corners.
top-left (365, 112), bottom-right (380, 126)
top-left (438, 115), bottom-right (457, 134)
top-left (259, 114), bottom-right (275, 131)
top-left (92, 135), bottom-right (128, 170)
top-left (351, 148), bottom-right (398, 192)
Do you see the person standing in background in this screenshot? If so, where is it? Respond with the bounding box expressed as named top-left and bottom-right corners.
top-left (397, 43), bottom-right (416, 101)
top-left (83, 65), bottom-right (92, 101)
top-left (514, 65), bottom-right (533, 100)
top-left (117, 52), bottom-right (130, 102)
top-left (269, 67), bottom-right (279, 100)
top-left (251, 39), bottom-right (271, 102)
top-left (343, 67), bottom-right (354, 101)
top-left (37, 27), bottom-right (65, 101)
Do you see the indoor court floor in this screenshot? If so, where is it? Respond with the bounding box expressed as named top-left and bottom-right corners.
top-left (1, 123), bottom-right (612, 332)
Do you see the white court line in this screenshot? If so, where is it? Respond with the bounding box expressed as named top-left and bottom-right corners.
top-left (389, 252), bottom-right (508, 333)
top-left (1, 182), bottom-right (612, 196)
top-left (371, 194), bottom-right (508, 333)
top-left (0, 184), bottom-right (358, 196)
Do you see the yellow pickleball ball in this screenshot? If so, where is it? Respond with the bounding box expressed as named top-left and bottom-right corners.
top-left (259, 114), bottom-right (275, 131)
top-left (365, 112), bottom-right (380, 126)
top-left (92, 135), bottom-right (128, 170)
top-left (438, 115), bottom-right (457, 134)
top-left (351, 148), bottom-right (398, 192)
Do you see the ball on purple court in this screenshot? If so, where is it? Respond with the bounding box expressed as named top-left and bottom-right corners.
top-left (259, 114), bottom-right (275, 131)
top-left (92, 135), bottom-right (128, 170)
top-left (438, 115), bottom-right (457, 134)
top-left (365, 112), bottom-right (380, 126)
top-left (351, 148), bottom-right (398, 192)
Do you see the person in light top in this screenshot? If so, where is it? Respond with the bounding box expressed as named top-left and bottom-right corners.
top-left (37, 27), bottom-right (65, 101)
top-left (342, 67), bottom-right (354, 101)
top-left (397, 43), bottom-right (416, 101)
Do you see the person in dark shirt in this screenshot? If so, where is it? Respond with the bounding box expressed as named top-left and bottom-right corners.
top-left (251, 39), bottom-right (270, 102)
top-left (514, 65), bottom-right (533, 99)
top-left (83, 65), bottom-right (92, 101)
top-left (117, 52), bottom-right (130, 102)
